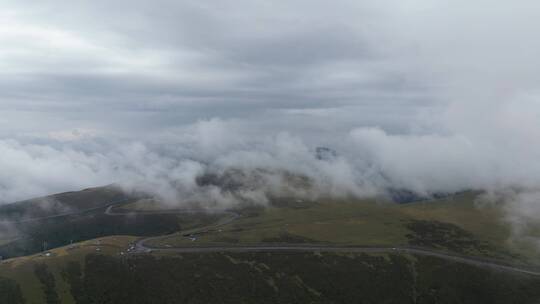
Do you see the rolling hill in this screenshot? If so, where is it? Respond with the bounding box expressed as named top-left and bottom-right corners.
top-left (0, 187), bottom-right (539, 303)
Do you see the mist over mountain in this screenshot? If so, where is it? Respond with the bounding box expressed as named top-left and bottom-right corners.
top-left (3, 4), bottom-right (540, 302)
top-left (1, 1), bottom-right (539, 233)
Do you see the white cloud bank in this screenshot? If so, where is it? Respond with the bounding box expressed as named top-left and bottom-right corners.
top-left (0, 0), bottom-right (539, 243)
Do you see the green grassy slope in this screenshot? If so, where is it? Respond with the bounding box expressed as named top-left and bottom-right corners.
top-left (149, 192), bottom-right (538, 263)
top-left (0, 188), bottom-right (220, 259)
top-left (0, 236), bottom-right (137, 304)
top-left (2, 248), bottom-right (540, 304)
top-left (0, 185), bottom-right (127, 221)
top-left (1, 190), bottom-right (539, 303)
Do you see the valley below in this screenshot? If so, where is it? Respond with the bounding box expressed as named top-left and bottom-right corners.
top-left (1, 186), bottom-right (540, 303)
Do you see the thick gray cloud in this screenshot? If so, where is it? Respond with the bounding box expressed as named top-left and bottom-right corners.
top-left (1, 0), bottom-right (540, 224)
top-left (0, 0), bottom-right (433, 138)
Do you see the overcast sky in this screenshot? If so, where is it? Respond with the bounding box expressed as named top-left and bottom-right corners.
top-left (1, 1), bottom-right (540, 207)
top-left (0, 1), bottom-right (457, 138)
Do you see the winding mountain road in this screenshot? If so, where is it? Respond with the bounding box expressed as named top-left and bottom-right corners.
top-left (6, 198), bottom-right (540, 276)
top-left (4, 198), bottom-right (132, 224)
top-left (106, 204), bottom-right (540, 277)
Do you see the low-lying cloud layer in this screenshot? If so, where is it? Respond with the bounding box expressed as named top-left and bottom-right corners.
top-left (1, 0), bottom-right (539, 234)
top-left (1, 109), bottom-right (538, 205)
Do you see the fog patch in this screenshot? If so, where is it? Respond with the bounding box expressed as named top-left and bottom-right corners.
top-left (476, 189), bottom-right (540, 252)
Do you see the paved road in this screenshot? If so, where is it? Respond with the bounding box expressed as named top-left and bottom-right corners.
top-left (4, 198), bottom-right (132, 224)
top-left (131, 209), bottom-right (240, 253)
top-left (125, 207), bottom-right (540, 277)
top-left (7, 198), bottom-right (539, 276)
top-left (105, 205), bottom-right (234, 217)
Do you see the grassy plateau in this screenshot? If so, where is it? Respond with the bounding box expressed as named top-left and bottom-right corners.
top-left (0, 187), bottom-right (539, 303)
